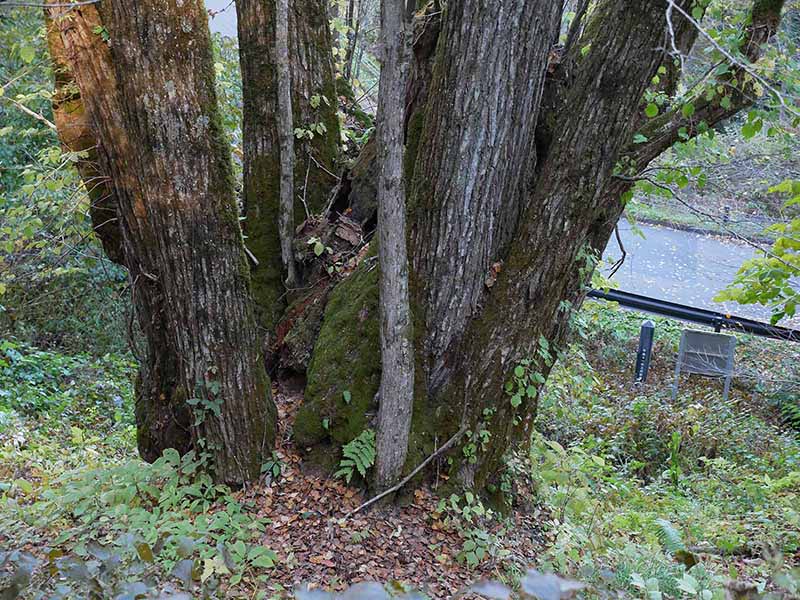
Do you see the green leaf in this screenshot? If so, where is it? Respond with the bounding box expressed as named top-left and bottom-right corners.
top-left (136, 542), bottom-right (154, 562)
top-left (645, 103), bottom-right (659, 118)
top-left (252, 554), bottom-right (275, 568)
top-left (20, 46), bottom-right (35, 64)
top-left (681, 102), bottom-right (695, 118)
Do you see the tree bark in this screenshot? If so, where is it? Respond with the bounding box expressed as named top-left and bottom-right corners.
top-left (409, 0), bottom-right (562, 398)
top-left (48, 0), bottom-right (276, 486)
top-left (236, 0), bottom-right (340, 333)
top-left (339, 2), bottom-right (441, 228)
top-left (343, 0), bottom-right (358, 81)
top-left (276, 0), bottom-right (298, 289)
top-left (443, 0), bottom-right (688, 487)
top-left (44, 6), bottom-right (123, 266)
top-left (295, 0), bottom-right (786, 494)
top-left (374, 0), bottom-right (414, 492)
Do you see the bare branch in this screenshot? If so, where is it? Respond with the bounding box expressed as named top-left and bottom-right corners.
top-left (1, 95), bottom-right (56, 130)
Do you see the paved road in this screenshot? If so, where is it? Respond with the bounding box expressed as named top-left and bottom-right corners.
top-left (602, 222), bottom-right (797, 326)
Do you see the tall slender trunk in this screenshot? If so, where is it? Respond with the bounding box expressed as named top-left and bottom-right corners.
top-left (374, 0), bottom-right (414, 492)
top-left (276, 0), bottom-right (298, 289)
top-left (48, 0), bottom-right (276, 486)
top-left (343, 1), bottom-right (360, 83)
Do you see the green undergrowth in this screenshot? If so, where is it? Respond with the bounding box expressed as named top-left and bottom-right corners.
top-left (529, 302), bottom-right (800, 597)
top-left (1, 299), bottom-right (799, 597)
top-left (0, 340), bottom-right (278, 598)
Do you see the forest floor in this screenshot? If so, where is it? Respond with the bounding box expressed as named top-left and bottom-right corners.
top-left (1, 303), bottom-right (799, 598)
top-left (235, 386), bottom-right (550, 598)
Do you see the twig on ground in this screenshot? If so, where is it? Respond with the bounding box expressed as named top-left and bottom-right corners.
top-left (344, 426), bottom-right (468, 518)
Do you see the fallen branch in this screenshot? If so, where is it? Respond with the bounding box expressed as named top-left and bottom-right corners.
top-left (344, 426), bottom-right (468, 518)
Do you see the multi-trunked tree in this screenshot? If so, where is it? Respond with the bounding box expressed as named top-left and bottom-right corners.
top-left (46, 0), bottom-right (787, 491)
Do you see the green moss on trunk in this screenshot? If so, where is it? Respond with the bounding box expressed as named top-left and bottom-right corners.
top-left (294, 256), bottom-right (381, 448)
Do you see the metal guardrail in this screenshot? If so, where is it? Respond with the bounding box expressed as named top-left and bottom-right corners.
top-left (587, 288), bottom-right (800, 343)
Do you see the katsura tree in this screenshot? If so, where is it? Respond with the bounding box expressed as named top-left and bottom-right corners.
top-left (45, 0), bottom-right (275, 486)
top-left (295, 0), bottom-right (793, 494)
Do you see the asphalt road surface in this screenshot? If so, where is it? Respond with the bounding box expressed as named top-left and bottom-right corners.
top-left (603, 222), bottom-right (797, 327)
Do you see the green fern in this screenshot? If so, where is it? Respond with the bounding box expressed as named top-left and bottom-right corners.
top-left (334, 429), bottom-right (376, 483)
top-left (654, 518), bottom-right (686, 554)
top-left (776, 392), bottom-right (800, 434)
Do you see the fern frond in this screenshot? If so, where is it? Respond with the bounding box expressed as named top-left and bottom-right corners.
top-left (335, 429), bottom-right (375, 483)
top-left (654, 518), bottom-right (686, 553)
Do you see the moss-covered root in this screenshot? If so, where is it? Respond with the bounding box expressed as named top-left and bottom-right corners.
top-left (294, 258), bottom-right (381, 450)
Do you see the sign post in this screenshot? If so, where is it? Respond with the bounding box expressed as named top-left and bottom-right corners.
top-left (634, 320), bottom-right (655, 383)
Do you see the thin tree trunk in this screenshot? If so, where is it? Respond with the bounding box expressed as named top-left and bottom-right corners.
top-left (49, 0), bottom-right (276, 486)
top-left (343, 0), bottom-right (358, 81)
top-left (374, 0), bottom-right (414, 492)
top-left (276, 0), bottom-right (298, 290)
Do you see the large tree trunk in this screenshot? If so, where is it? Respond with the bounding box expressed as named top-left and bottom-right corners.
top-left (236, 0), bottom-right (340, 333)
top-left (49, 0), bottom-right (276, 486)
top-left (298, 0), bottom-right (785, 493)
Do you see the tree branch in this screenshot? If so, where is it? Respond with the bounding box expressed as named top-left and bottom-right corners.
top-left (345, 426), bottom-right (468, 518)
top-left (632, 0), bottom-right (789, 170)
top-left (1, 95), bottom-right (56, 130)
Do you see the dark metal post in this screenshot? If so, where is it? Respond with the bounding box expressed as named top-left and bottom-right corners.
top-left (634, 320), bottom-right (655, 383)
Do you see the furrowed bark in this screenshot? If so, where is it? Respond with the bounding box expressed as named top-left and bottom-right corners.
top-left (44, 6), bottom-right (123, 266)
top-left (444, 0), bottom-right (691, 488)
top-left (236, 0), bottom-right (340, 332)
top-left (374, 0), bottom-right (414, 492)
top-left (276, 0), bottom-right (298, 289)
top-left (50, 0), bottom-right (276, 485)
top-left (447, 0), bottom-right (786, 488)
top-left (409, 0), bottom-right (563, 398)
